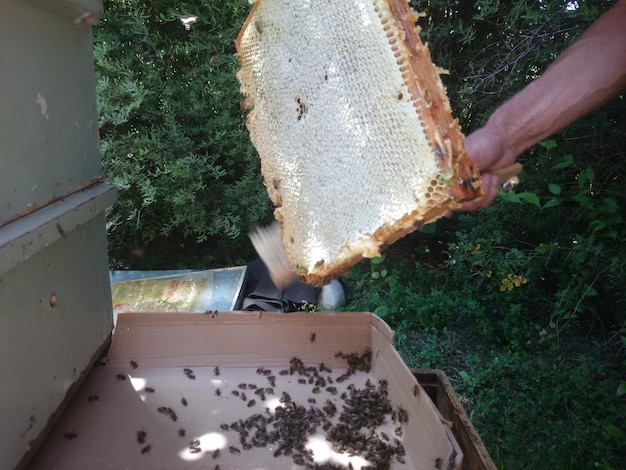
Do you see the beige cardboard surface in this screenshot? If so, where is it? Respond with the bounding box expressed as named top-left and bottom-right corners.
top-left (31, 312), bottom-right (461, 469)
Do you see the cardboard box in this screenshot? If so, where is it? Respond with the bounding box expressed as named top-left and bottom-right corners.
top-left (31, 312), bottom-right (463, 469)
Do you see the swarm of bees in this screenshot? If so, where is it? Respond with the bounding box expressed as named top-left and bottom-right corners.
top-left (80, 350), bottom-right (417, 468)
top-left (216, 352), bottom-right (407, 469)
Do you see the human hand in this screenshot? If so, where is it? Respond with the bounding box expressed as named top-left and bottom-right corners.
top-left (459, 125), bottom-right (519, 211)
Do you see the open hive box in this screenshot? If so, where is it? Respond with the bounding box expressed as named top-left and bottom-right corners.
top-left (31, 312), bottom-right (463, 469)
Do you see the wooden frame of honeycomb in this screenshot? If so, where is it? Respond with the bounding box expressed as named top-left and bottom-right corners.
top-left (236, 0), bottom-right (482, 286)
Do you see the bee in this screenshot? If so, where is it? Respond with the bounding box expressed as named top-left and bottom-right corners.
top-left (215, 388), bottom-right (222, 396)
top-left (181, 397), bottom-right (188, 406)
top-left (413, 384), bottom-right (420, 396)
top-left (248, 384), bottom-right (257, 389)
top-left (238, 383), bottom-right (248, 389)
top-left (309, 332), bottom-right (316, 342)
top-left (211, 310), bottom-right (218, 318)
top-left (214, 366), bottom-right (221, 376)
top-left (247, 399), bottom-right (256, 407)
top-left (279, 369), bottom-right (289, 376)
top-left (279, 392), bottom-right (291, 403)
top-left (87, 395), bottom-right (99, 402)
top-left (307, 398), bottom-right (317, 404)
top-left (256, 367), bottom-right (265, 375)
top-left (178, 428), bottom-right (186, 437)
top-left (63, 432), bottom-right (78, 440)
top-left (397, 407), bottom-right (409, 424)
top-left (130, 360), bottom-right (138, 369)
top-left (319, 362), bottom-right (332, 373)
top-left (187, 373), bottom-right (196, 380)
top-left (325, 386), bottom-right (338, 395)
top-left (220, 423), bottom-right (230, 431)
top-left (311, 386), bottom-right (320, 394)
top-left (267, 376), bottom-right (276, 387)
top-left (229, 445), bottom-right (241, 454)
top-left (231, 390), bottom-right (240, 397)
top-left (265, 387), bottom-right (274, 394)
top-left (183, 368), bottom-right (192, 374)
top-left (298, 378), bottom-right (307, 384)
top-left (55, 224), bottom-right (67, 239)
top-left (116, 374), bottom-right (127, 381)
top-left (145, 387), bottom-right (155, 393)
top-left (397, 456), bottom-right (406, 464)
top-left (137, 430), bottom-right (147, 444)
top-left (434, 457), bottom-right (443, 469)
top-left (141, 444), bottom-right (151, 454)
top-left (394, 426), bottom-right (403, 437)
top-left (322, 399), bottom-right (337, 416)
top-left (380, 431), bottom-right (389, 441)
top-left (212, 448), bottom-right (220, 459)
top-left (73, 12), bottom-right (99, 27)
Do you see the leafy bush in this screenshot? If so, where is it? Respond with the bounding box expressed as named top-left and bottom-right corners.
top-left (95, 0), bottom-right (271, 268)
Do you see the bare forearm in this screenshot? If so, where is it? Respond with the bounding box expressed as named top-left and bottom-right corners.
top-left (487, 0), bottom-right (626, 160)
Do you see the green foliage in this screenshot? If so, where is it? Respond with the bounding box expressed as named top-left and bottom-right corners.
top-left (455, 350), bottom-right (625, 468)
top-left (95, 0), bottom-right (271, 267)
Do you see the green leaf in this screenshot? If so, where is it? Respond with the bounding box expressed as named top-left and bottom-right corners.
top-left (551, 154), bottom-right (573, 169)
top-left (603, 424), bottom-right (626, 440)
top-left (547, 183), bottom-right (561, 195)
top-left (500, 191), bottom-right (522, 203)
top-left (617, 382), bottom-right (626, 396)
top-left (421, 222), bottom-right (437, 234)
top-left (518, 192), bottom-right (541, 208)
top-left (373, 305), bottom-right (389, 318)
top-left (542, 198), bottom-right (561, 209)
top-left (539, 139), bottom-right (557, 151)
top-left (571, 193), bottom-right (594, 210)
